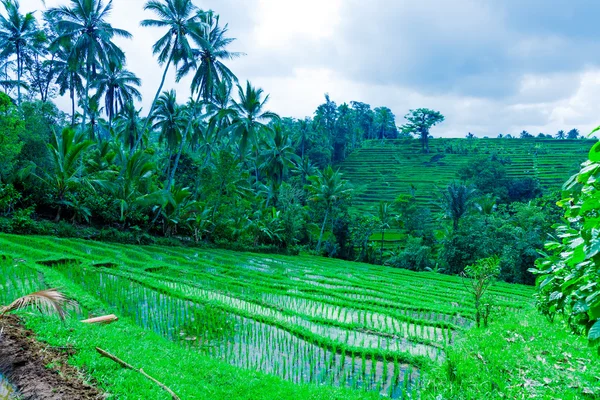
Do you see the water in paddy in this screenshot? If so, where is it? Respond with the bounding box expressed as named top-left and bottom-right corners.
top-left (68, 268), bottom-right (420, 398)
top-left (0, 374), bottom-right (17, 400)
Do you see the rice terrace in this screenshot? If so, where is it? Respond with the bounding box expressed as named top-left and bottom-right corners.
top-left (0, 234), bottom-right (539, 398)
top-left (1, 0), bottom-right (600, 399)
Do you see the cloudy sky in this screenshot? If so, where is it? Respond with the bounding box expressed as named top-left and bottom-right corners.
top-left (20, 0), bottom-right (600, 137)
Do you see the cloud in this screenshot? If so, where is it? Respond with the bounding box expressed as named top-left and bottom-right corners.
top-left (15, 0), bottom-right (600, 138)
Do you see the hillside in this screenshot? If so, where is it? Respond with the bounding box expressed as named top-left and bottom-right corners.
top-left (338, 138), bottom-right (594, 212)
top-left (0, 233), bottom-right (534, 399)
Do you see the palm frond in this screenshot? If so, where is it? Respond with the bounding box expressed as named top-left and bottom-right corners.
top-left (0, 288), bottom-right (78, 320)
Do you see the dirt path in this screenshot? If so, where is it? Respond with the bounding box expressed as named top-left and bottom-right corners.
top-left (0, 315), bottom-right (103, 400)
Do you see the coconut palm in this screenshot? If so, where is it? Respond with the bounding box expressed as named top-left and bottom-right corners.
top-left (555, 130), bottom-right (566, 140)
top-left (260, 123), bottom-right (299, 189)
top-left (47, 38), bottom-right (83, 125)
top-left (93, 60), bottom-right (141, 131)
top-left (306, 166), bottom-right (352, 251)
top-left (47, 0), bottom-right (132, 136)
top-left (138, 0), bottom-right (200, 151)
top-left (206, 80), bottom-right (235, 144)
top-left (228, 81), bottom-right (279, 160)
top-left (177, 10), bottom-right (242, 103)
top-left (152, 90), bottom-right (187, 187)
top-left (114, 101), bottom-right (143, 151)
top-left (0, 0), bottom-right (38, 104)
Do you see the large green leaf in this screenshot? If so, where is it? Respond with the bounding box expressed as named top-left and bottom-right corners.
top-left (590, 141), bottom-right (600, 162)
top-left (588, 300), bottom-right (600, 320)
top-left (588, 319), bottom-right (600, 342)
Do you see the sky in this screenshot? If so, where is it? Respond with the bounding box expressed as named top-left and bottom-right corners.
top-left (20, 0), bottom-right (600, 138)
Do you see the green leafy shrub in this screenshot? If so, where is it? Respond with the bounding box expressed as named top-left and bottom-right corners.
top-left (385, 236), bottom-right (434, 271)
top-left (530, 136), bottom-right (600, 353)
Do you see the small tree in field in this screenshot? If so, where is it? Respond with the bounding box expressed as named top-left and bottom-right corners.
top-left (462, 256), bottom-right (500, 328)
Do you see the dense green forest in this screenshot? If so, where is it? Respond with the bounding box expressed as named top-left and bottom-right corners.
top-left (0, 0), bottom-right (597, 287)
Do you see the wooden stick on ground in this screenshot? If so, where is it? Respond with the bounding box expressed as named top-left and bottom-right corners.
top-left (96, 347), bottom-right (180, 400)
top-left (81, 315), bottom-right (118, 324)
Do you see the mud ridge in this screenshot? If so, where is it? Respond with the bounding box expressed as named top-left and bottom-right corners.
top-left (0, 315), bottom-right (103, 400)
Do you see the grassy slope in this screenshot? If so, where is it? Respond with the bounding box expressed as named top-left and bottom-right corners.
top-left (422, 308), bottom-right (600, 399)
top-left (338, 138), bottom-right (594, 213)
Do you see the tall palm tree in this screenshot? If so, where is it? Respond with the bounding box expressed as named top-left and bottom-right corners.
top-left (47, 0), bottom-right (132, 136)
top-left (260, 123), bottom-right (299, 189)
top-left (555, 130), bottom-right (566, 140)
top-left (205, 80), bottom-right (235, 146)
top-left (153, 89), bottom-right (186, 153)
top-left (0, 0), bottom-right (38, 105)
top-left (306, 166), bottom-right (352, 251)
top-left (177, 10), bottom-right (242, 103)
top-left (152, 89), bottom-right (187, 189)
top-left (47, 38), bottom-right (83, 125)
top-left (138, 0), bottom-right (200, 152)
top-left (93, 60), bottom-right (141, 130)
top-left (114, 101), bottom-right (142, 151)
top-left (229, 81), bottom-right (279, 160)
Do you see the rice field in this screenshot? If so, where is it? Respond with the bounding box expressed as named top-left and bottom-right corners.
top-left (339, 138), bottom-right (594, 212)
top-left (0, 234), bottom-right (534, 398)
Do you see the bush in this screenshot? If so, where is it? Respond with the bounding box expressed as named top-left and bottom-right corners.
top-left (386, 236), bottom-right (434, 271)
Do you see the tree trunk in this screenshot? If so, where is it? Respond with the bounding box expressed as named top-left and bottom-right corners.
top-left (135, 56), bottom-right (173, 155)
top-left (82, 61), bottom-right (90, 137)
top-left (166, 135), bottom-right (186, 191)
top-left (380, 228), bottom-right (385, 264)
top-left (316, 208), bottom-right (329, 252)
top-left (16, 47), bottom-right (21, 105)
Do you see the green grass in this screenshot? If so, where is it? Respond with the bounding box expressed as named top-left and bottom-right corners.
top-left (422, 308), bottom-right (600, 399)
top-left (1, 233), bottom-right (594, 399)
top-left (338, 138), bottom-right (594, 212)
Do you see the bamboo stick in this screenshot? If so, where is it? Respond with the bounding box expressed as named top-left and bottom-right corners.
top-left (96, 347), bottom-right (180, 400)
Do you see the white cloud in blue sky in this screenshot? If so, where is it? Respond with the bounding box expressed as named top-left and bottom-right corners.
top-left (20, 0), bottom-right (600, 137)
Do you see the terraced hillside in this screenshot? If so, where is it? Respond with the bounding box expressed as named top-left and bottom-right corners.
top-left (0, 234), bottom-right (533, 399)
top-left (338, 138), bottom-right (594, 211)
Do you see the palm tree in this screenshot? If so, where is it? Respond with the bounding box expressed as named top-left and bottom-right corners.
top-left (0, 0), bottom-right (38, 104)
top-left (555, 130), bottom-right (566, 140)
top-left (260, 123), bottom-right (299, 190)
top-left (567, 128), bottom-right (580, 140)
top-left (113, 101), bottom-right (143, 151)
top-left (152, 90), bottom-right (187, 187)
top-left (177, 10), bottom-right (242, 103)
top-left (93, 60), bottom-right (141, 131)
top-left (440, 182), bottom-right (476, 231)
top-left (47, 0), bottom-right (132, 136)
top-left (206, 80), bottom-right (235, 145)
top-left (109, 147), bottom-right (165, 226)
top-left (306, 166), bottom-right (352, 251)
top-left (229, 81), bottom-right (279, 161)
top-left (138, 0), bottom-right (200, 151)
top-left (41, 127), bottom-right (94, 221)
top-left (47, 39), bottom-right (83, 125)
